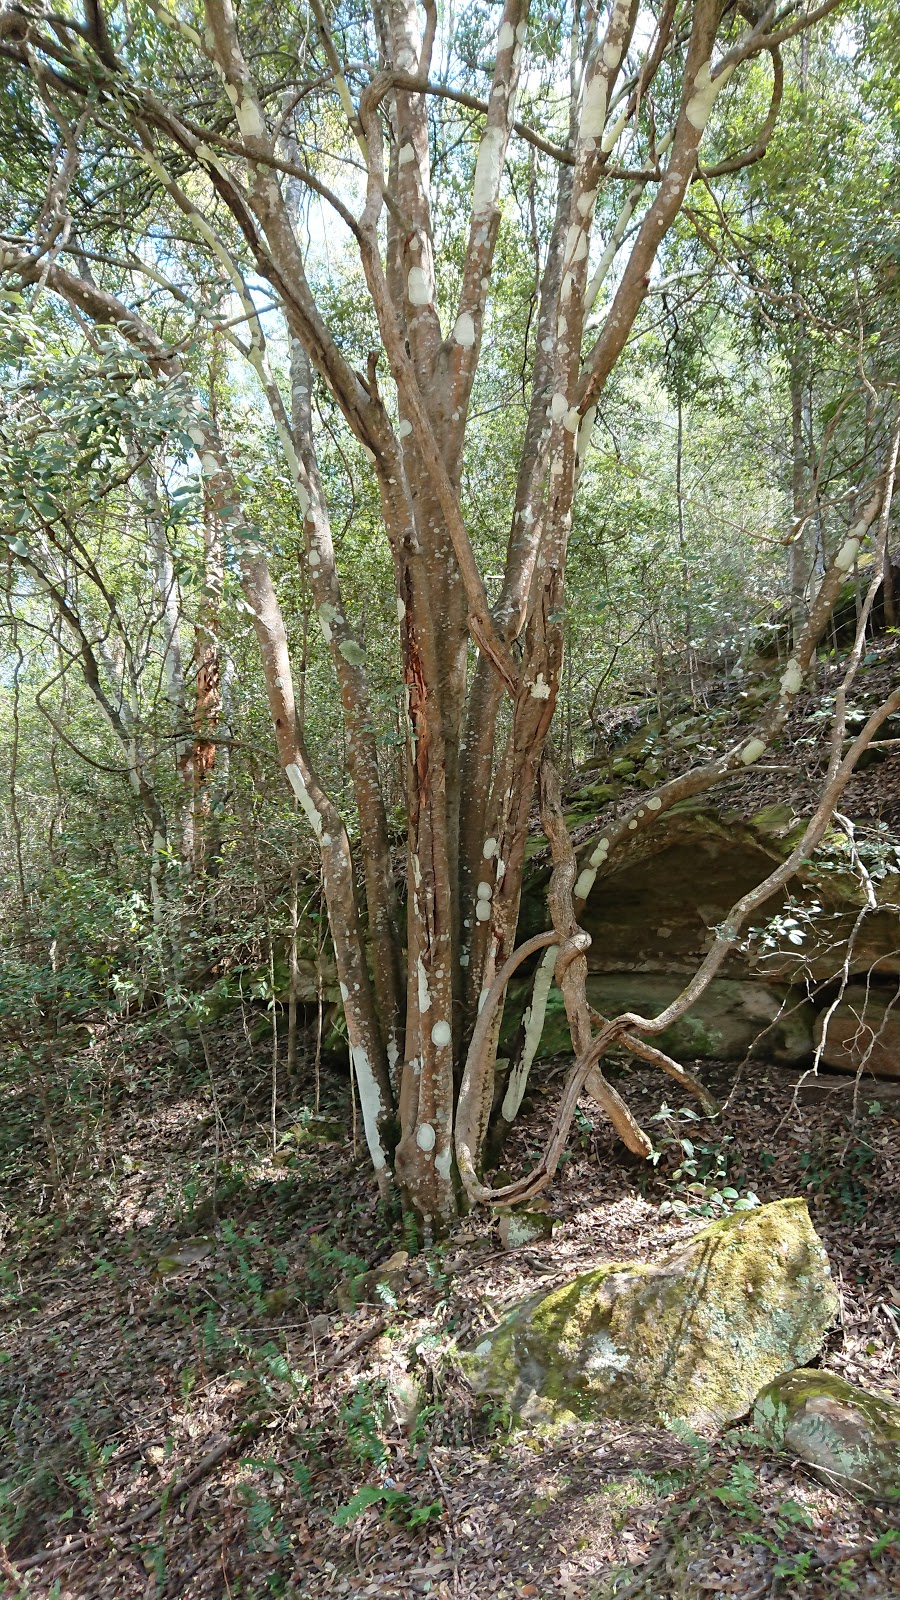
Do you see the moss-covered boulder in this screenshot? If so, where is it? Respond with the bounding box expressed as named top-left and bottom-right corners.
top-left (754, 1369), bottom-right (900, 1502)
top-left (468, 1199), bottom-right (837, 1431)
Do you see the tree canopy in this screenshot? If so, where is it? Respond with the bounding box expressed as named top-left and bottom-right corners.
top-left (1, 0), bottom-right (899, 1232)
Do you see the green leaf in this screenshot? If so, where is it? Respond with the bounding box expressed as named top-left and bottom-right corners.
top-left (332, 1485), bottom-right (409, 1527)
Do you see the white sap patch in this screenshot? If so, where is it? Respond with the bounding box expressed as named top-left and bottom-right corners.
top-left (340, 982), bottom-right (349, 1002)
top-left (628, 818), bottom-right (638, 830)
top-left (541, 336), bottom-right (554, 353)
top-left (581, 72), bottom-right (608, 141)
top-left (397, 418), bottom-right (413, 438)
top-left (498, 19), bottom-right (515, 50)
top-left (297, 483), bottom-right (310, 515)
top-left (431, 1019), bottom-right (452, 1048)
top-left (416, 1122), bottom-right (436, 1152)
top-left (477, 987), bottom-right (490, 1014)
top-left (224, 81), bottom-right (239, 105)
top-left (564, 407), bottom-right (580, 433)
top-left (417, 957), bottom-right (431, 1012)
top-left (550, 392), bottom-right (568, 422)
top-left (453, 312), bottom-right (476, 348)
top-left (603, 38), bottom-right (622, 70)
top-left (308, 548), bottom-right (321, 567)
top-left (352, 1044), bottom-right (387, 1170)
top-left (396, 596), bottom-right (406, 621)
top-left (574, 868), bottom-right (596, 901)
top-left (741, 738), bottom-right (767, 766)
top-left (781, 658), bottom-right (803, 696)
top-left (188, 425), bottom-right (206, 447)
top-left (835, 536), bottom-right (860, 572)
top-left (502, 947), bottom-right (557, 1120)
top-left (476, 881), bottom-right (493, 901)
top-left (474, 1339), bottom-right (493, 1359)
top-left (577, 405), bottom-right (597, 461)
top-left (435, 1146), bottom-right (452, 1180)
top-left (475, 901), bottom-right (491, 922)
top-left (407, 266), bottom-right (430, 306)
top-left (483, 837), bottom-right (498, 859)
top-left (200, 453), bottom-right (218, 476)
top-left (235, 98), bottom-right (265, 139)
top-left (472, 125), bottom-right (504, 214)
top-left (685, 59), bottom-right (733, 132)
top-left (285, 762), bottom-right (324, 838)
top-left (530, 673), bottom-right (551, 699)
top-left (398, 142), bottom-right (416, 165)
top-left (577, 187), bottom-right (597, 218)
top-left (589, 837), bottom-right (610, 867)
top-left (459, 950), bottom-right (469, 968)
top-left (647, 795), bottom-right (662, 811)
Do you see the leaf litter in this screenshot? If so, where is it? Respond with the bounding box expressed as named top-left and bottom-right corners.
top-left (0, 1020), bottom-right (898, 1599)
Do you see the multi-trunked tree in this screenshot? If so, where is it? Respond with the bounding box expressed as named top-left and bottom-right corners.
top-left (3, 0), bottom-right (897, 1231)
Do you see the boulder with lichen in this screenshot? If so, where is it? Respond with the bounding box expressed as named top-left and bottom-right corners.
top-left (467, 1198), bottom-right (838, 1431)
top-left (754, 1368), bottom-right (900, 1501)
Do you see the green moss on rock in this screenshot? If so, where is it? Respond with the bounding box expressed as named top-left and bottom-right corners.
top-left (468, 1199), bottom-right (837, 1431)
top-left (754, 1368), bottom-right (900, 1502)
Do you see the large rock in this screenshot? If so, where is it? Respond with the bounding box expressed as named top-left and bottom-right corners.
top-left (518, 803), bottom-right (900, 986)
top-left (814, 985), bottom-right (900, 1079)
top-left (468, 1198), bottom-right (838, 1431)
top-left (513, 801), bottom-right (900, 1076)
top-left (754, 1369), bottom-right (900, 1502)
top-left (500, 973), bottom-right (814, 1064)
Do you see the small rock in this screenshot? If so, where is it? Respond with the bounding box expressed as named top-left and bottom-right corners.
top-left (336, 1249), bottom-right (409, 1312)
top-left (155, 1237), bottom-right (215, 1277)
top-left (497, 1209), bottom-right (557, 1250)
top-left (261, 1286), bottom-right (297, 1316)
top-left (380, 1250), bottom-right (410, 1276)
top-left (285, 1114), bottom-right (346, 1145)
top-left (755, 1368), bottom-right (900, 1502)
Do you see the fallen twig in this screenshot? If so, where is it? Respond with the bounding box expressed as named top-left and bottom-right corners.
top-left (318, 1314), bottom-right (388, 1375)
top-left (13, 1433), bottom-right (239, 1571)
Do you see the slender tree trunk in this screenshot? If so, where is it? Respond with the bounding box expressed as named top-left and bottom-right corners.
top-left (789, 353), bottom-right (808, 642)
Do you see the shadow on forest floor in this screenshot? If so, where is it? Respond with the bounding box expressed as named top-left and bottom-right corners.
top-left (1, 1018), bottom-right (898, 1598)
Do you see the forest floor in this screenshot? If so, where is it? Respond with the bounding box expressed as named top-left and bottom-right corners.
top-left (1, 1020), bottom-right (899, 1600)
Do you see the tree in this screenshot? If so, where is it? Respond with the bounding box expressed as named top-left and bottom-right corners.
top-left (3, 0), bottom-right (896, 1233)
